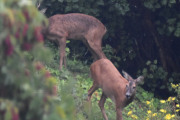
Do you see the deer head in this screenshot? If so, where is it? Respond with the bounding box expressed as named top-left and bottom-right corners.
top-left (122, 70), bottom-right (144, 99)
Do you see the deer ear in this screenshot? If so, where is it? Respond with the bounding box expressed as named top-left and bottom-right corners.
top-left (122, 70), bottom-right (132, 81)
top-left (135, 76), bottom-right (144, 85)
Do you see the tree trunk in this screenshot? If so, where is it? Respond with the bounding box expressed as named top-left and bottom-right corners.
top-left (143, 9), bottom-right (179, 73)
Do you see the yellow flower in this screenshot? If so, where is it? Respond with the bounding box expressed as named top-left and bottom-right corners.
top-left (176, 104), bottom-right (180, 108)
top-left (160, 100), bottom-right (166, 103)
top-left (171, 83), bottom-right (177, 89)
top-left (172, 97), bottom-right (176, 101)
top-left (171, 114), bottom-right (175, 118)
top-left (164, 114), bottom-right (172, 120)
top-left (131, 114), bottom-right (138, 119)
top-left (160, 109), bottom-right (166, 113)
top-left (176, 109), bottom-right (180, 112)
top-left (147, 110), bottom-right (152, 114)
top-left (152, 113), bottom-right (157, 117)
top-left (146, 101), bottom-right (150, 105)
top-left (167, 97), bottom-right (171, 102)
top-left (167, 97), bottom-right (176, 102)
top-left (127, 111), bottom-right (132, 116)
top-left (146, 118), bottom-right (149, 120)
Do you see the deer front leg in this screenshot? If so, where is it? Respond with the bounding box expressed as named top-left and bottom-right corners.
top-left (99, 93), bottom-right (108, 120)
top-left (116, 107), bottom-right (123, 120)
top-left (58, 37), bottom-right (66, 70)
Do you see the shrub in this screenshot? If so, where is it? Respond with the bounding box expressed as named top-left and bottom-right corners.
top-left (0, 1), bottom-right (75, 120)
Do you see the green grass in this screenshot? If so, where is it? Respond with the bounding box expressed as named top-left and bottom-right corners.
top-left (46, 58), bottom-right (180, 120)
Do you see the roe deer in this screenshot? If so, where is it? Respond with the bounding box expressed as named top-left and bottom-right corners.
top-left (88, 59), bottom-right (144, 120)
top-left (41, 12), bottom-right (107, 70)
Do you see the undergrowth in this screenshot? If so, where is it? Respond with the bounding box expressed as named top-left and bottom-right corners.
top-left (46, 57), bottom-right (180, 120)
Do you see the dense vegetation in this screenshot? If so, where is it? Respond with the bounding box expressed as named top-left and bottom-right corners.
top-left (39, 0), bottom-right (180, 97)
top-left (0, 0), bottom-right (180, 120)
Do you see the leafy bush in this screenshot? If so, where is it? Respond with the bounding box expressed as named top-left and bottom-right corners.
top-left (138, 60), bottom-right (180, 97)
top-left (140, 60), bottom-right (168, 91)
top-left (0, 1), bottom-right (75, 120)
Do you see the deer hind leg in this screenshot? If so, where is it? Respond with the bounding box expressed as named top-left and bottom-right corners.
top-left (99, 93), bottom-right (108, 120)
top-left (58, 37), bottom-right (67, 70)
top-left (85, 31), bottom-right (106, 61)
top-left (93, 42), bottom-right (106, 60)
top-left (87, 83), bottom-right (98, 101)
top-left (82, 40), bottom-right (98, 61)
top-left (88, 40), bottom-right (107, 60)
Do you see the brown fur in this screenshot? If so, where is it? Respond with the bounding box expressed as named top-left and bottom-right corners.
top-left (44, 13), bottom-right (107, 70)
top-left (88, 58), bottom-right (143, 120)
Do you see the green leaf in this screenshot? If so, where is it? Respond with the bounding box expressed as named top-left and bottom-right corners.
top-left (150, 65), bottom-right (157, 71)
top-left (65, 47), bottom-right (70, 53)
top-left (66, 40), bottom-right (70, 43)
top-left (65, 6), bottom-right (72, 12)
top-left (149, 74), bottom-right (153, 79)
top-left (96, 0), bottom-right (104, 6)
top-left (160, 85), bottom-right (166, 89)
top-left (142, 68), bottom-right (147, 74)
top-left (161, 0), bottom-right (168, 5)
top-left (72, 0), bottom-right (79, 2)
top-left (169, 0), bottom-right (176, 4)
top-left (167, 18), bottom-right (176, 24)
top-left (58, 0), bottom-right (64, 2)
top-left (153, 60), bottom-right (157, 64)
top-left (144, 1), bottom-right (153, 9)
top-left (146, 61), bottom-right (151, 65)
top-left (72, 4), bottom-right (79, 9)
top-left (168, 26), bottom-right (175, 33)
top-left (174, 27), bottom-right (180, 37)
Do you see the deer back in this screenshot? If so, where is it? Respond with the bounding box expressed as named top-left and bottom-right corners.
top-left (48, 13), bottom-right (106, 40)
top-left (90, 59), bottom-right (128, 101)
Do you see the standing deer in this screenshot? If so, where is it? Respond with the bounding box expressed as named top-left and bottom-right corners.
top-left (38, 3), bottom-right (107, 70)
top-left (88, 59), bottom-right (144, 120)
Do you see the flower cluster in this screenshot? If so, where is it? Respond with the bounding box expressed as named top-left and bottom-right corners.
top-left (0, 1), bottom-right (60, 120)
top-left (167, 97), bottom-right (176, 102)
top-left (127, 111), bottom-right (138, 119)
top-left (144, 96), bottom-right (178, 120)
top-left (126, 83), bottom-right (180, 120)
top-left (171, 83), bottom-right (179, 89)
top-left (164, 114), bottom-right (175, 120)
top-left (2, 6), bottom-right (47, 57)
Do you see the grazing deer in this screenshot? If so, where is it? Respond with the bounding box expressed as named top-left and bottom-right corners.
top-left (88, 59), bottom-right (144, 120)
top-left (38, 3), bottom-right (107, 70)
